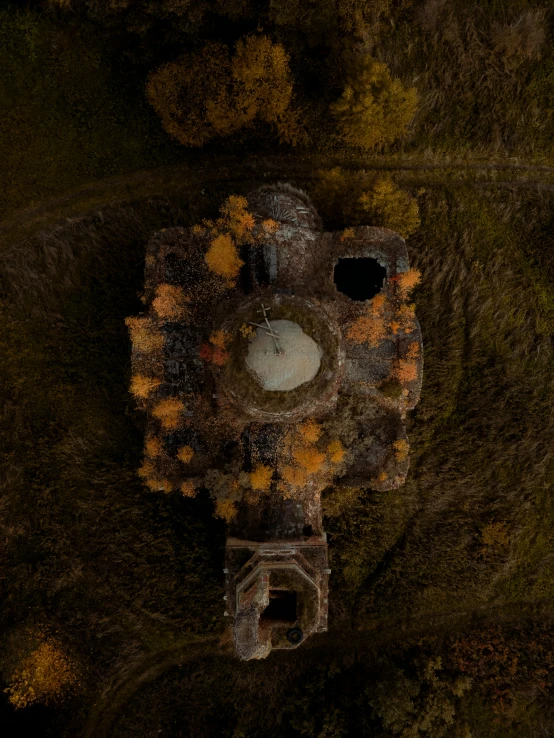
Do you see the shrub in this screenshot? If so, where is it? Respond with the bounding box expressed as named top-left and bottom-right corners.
top-left (395, 342), bottom-right (419, 384)
top-left (481, 522), bottom-right (510, 549)
top-left (396, 268), bottom-right (422, 298)
top-left (5, 634), bottom-right (78, 709)
top-left (393, 438), bottom-right (409, 462)
top-left (209, 329), bottom-right (231, 349)
top-left (313, 168), bottom-right (420, 235)
top-left (330, 56), bottom-right (417, 150)
top-left (151, 284), bottom-right (189, 321)
top-left (379, 377), bottom-right (403, 399)
top-left (152, 397), bottom-right (185, 430)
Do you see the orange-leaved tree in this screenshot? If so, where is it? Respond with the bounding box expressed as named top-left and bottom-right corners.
top-left (146, 35), bottom-right (304, 148)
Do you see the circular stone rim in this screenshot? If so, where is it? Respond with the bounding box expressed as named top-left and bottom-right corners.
top-left (217, 294), bottom-right (342, 420)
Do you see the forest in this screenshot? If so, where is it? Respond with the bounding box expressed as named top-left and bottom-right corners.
top-left (1, 0), bottom-right (554, 736)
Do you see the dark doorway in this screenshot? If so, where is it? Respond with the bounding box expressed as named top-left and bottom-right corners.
top-left (334, 257), bottom-right (387, 301)
top-left (260, 590), bottom-right (297, 622)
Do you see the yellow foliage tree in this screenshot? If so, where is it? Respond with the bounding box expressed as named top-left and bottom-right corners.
top-left (125, 316), bottom-right (164, 353)
top-left (152, 284), bottom-right (189, 321)
top-left (138, 459), bottom-right (155, 479)
top-left (232, 34), bottom-right (305, 145)
top-left (129, 374), bottom-right (162, 400)
top-left (152, 397), bottom-right (185, 430)
top-left (330, 56), bottom-right (418, 150)
top-left (205, 233), bottom-right (244, 281)
top-left (292, 446), bottom-right (326, 475)
top-left (281, 465), bottom-right (308, 487)
top-left (5, 635), bottom-right (78, 709)
top-left (359, 177), bottom-right (421, 238)
top-left (298, 419), bottom-right (322, 444)
top-left (144, 477), bottom-right (173, 493)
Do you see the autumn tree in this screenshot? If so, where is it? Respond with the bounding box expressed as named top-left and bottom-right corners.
top-left (205, 234), bottom-right (244, 281)
top-left (359, 177), bottom-right (421, 238)
top-left (146, 35), bottom-right (304, 148)
top-left (330, 56), bottom-right (417, 150)
top-left (125, 316), bottom-right (164, 353)
top-left (129, 374), bottom-right (162, 400)
top-left (5, 632), bottom-right (78, 709)
top-left (152, 284), bottom-right (189, 321)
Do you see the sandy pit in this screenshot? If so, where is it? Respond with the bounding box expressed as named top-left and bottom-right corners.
top-left (245, 319), bottom-right (322, 392)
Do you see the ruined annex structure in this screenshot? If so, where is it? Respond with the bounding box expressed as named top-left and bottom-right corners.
top-left (127, 183), bottom-right (423, 660)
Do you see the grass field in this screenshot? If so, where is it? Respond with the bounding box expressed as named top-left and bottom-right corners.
top-left (3, 1), bottom-right (554, 736)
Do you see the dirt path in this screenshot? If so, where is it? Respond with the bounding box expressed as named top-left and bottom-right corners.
top-left (4, 153), bottom-right (554, 251)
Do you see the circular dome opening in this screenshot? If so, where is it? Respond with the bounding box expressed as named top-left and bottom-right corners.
top-left (334, 257), bottom-right (387, 301)
top-left (245, 320), bottom-right (321, 392)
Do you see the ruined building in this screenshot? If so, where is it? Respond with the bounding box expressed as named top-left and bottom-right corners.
top-left (127, 184), bottom-right (423, 660)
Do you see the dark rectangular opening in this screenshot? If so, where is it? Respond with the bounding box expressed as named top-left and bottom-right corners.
top-left (260, 589), bottom-right (297, 622)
